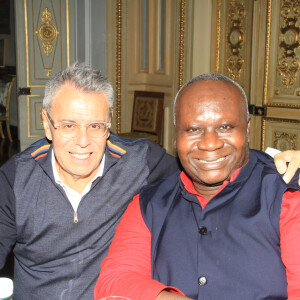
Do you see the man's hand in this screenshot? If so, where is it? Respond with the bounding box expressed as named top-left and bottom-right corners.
top-left (274, 150), bottom-right (300, 185)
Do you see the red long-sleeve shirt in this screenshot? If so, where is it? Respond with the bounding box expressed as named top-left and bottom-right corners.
top-left (95, 170), bottom-right (300, 300)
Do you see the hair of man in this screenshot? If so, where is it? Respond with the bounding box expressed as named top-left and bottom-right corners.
top-left (43, 62), bottom-right (114, 114)
top-left (173, 73), bottom-right (250, 125)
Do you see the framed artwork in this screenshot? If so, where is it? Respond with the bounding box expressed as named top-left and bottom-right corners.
top-left (132, 91), bottom-right (164, 135)
top-left (0, 40), bottom-right (6, 67)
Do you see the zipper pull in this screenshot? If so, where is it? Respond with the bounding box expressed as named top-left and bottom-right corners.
top-left (74, 211), bottom-right (78, 223)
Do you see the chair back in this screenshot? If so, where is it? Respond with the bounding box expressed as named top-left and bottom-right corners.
top-left (0, 75), bottom-right (15, 118)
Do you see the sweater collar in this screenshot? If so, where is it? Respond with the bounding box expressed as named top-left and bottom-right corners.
top-left (30, 136), bottom-right (128, 181)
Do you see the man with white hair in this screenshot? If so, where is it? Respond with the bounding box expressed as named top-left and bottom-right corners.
top-left (0, 63), bottom-right (180, 299)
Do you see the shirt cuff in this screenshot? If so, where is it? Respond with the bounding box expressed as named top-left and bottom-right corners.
top-left (162, 287), bottom-right (185, 295)
top-left (265, 147), bottom-right (281, 157)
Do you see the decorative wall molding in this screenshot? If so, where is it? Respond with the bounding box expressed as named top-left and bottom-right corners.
top-left (35, 7), bottom-right (59, 58)
top-left (84, 0), bottom-right (92, 65)
top-left (273, 131), bottom-right (296, 150)
top-left (277, 0), bottom-right (300, 89)
top-left (115, 0), bottom-right (122, 134)
top-left (226, 0), bottom-right (245, 81)
top-left (214, 0), bottom-right (253, 98)
top-left (262, 117), bottom-right (300, 151)
top-left (265, 0), bottom-right (300, 107)
top-left (178, 0), bottom-right (185, 89)
top-left (34, 5), bottom-right (59, 77)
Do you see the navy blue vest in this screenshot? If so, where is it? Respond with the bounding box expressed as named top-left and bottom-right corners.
top-left (140, 150), bottom-right (299, 300)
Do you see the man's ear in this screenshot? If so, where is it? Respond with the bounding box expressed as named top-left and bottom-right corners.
top-left (106, 128), bottom-right (111, 140)
top-left (41, 108), bottom-right (53, 141)
top-left (106, 109), bottom-right (113, 140)
top-left (246, 119), bottom-right (251, 144)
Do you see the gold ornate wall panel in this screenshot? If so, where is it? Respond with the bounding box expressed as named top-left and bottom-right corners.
top-left (265, 0), bottom-right (300, 107)
top-left (262, 118), bottom-right (300, 151)
top-left (27, 0), bottom-right (70, 84)
top-left (215, 0), bottom-right (253, 98)
top-left (212, 0), bottom-right (300, 151)
top-left (15, 0), bottom-right (75, 149)
top-left (262, 0), bottom-right (300, 151)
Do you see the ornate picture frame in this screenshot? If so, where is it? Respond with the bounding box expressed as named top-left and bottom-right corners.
top-left (132, 91), bottom-right (164, 136)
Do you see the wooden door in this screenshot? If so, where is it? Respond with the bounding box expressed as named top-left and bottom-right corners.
top-left (261, 0), bottom-right (300, 151)
top-left (211, 0), bottom-right (300, 151)
top-left (14, 0), bottom-right (75, 150)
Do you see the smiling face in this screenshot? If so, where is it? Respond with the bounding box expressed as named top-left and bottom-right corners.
top-left (42, 82), bottom-right (111, 190)
top-left (175, 80), bottom-right (250, 197)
